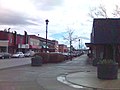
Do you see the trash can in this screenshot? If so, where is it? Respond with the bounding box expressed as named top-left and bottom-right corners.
top-left (31, 55), bottom-right (43, 66)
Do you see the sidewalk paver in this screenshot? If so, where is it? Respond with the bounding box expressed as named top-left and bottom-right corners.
top-left (65, 55), bottom-right (120, 90)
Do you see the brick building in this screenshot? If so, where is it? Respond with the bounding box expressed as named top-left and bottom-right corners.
top-left (0, 30), bottom-right (61, 54)
top-left (0, 30), bottom-right (15, 53)
top-left (59, 44), bottom-right (68, 53)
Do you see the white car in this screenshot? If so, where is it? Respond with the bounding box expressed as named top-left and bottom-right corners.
top-left (24, 51), bottom-right (35, 57)
top-left (24, 52), bottom-right (31, 57)
top-left (12, 52), bottom-right (24, 58)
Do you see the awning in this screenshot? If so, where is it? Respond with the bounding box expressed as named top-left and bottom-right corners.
top-left (0, 40), bottom-right (8, 46)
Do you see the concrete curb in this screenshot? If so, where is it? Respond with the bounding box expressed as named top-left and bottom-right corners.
top-left (65, 71), bottom-right (120, 90)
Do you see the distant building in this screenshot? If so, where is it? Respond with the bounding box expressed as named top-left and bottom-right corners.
top-left (50, 40), bottom-right (59, 52)
top-left (39, 37), bottom-right (59, 52)
top-left (59, 44), bottom-right (68, 53)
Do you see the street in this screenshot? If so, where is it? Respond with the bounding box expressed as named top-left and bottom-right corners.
top-left (0, 57), bottom-right (31, 69)
top-left (0, 54), bottom-right (96, 90)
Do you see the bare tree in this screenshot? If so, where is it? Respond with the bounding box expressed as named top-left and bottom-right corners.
top-left (63, 28), bottom-right (78, 43)
top-left (63, 28), bottom-right (78, 60)
top-left (112, 5), bottom-right (120, 17)
top-left (88, 4), bottom-right (120, 18)
top-left (63, 28), bottom-right (90, 51)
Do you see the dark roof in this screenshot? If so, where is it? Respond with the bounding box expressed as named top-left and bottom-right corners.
top-left (93, 18), bottom-right (120, 30)
top-left (92, 18), bottom-right (120, 44)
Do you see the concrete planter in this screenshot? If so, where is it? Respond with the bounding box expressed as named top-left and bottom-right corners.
top-left (97, 63), bottom-right (118, 80)
top-left (31, 56), bottom-right (42, 66)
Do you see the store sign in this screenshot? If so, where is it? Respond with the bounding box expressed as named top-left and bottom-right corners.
top-left (18, 44), bottom-right (29, 48)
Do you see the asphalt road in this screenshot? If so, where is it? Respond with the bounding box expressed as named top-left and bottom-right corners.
top-left (0, 57), bottom-right (31, 69)
top-left (0, 55), bottom-right (96, 90)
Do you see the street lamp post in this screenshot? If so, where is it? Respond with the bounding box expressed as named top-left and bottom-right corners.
top-left (45, 19), bottom-right (49, 53)
top-left (79, 39), bottom-right (80, 49)
top-left (70, 40), bottom-right (72, 61)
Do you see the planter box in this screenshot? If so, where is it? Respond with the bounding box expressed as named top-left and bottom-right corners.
top-left (31, 56), bottom-right (42, 66)
top-left (34, 53), bottom-right (49, 64)
top-left (97, 63), bottom-right (118, 80)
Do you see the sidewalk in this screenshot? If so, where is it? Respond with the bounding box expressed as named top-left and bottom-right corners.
top-left (65, 55), bottom-right (120, 90)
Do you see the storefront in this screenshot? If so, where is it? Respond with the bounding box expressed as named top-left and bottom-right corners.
top-left (0, 40), bottom-right (9, 52)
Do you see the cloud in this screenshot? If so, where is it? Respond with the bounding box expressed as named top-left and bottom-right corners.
top-left (0, 7), bottom-right (39, 25)
top-left (32, 0), bottom-right (64, 11)
top-left (0, 0), bottom-right (64, 26)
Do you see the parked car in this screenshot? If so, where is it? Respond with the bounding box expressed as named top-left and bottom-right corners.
top-left (24, 51), bottom-right (35, 57)
top-left (24, 52), bottom-right (31, 57)
top-left (12, 52), bottom-right (24, 58)
top-left (0, 52), bottom-right (11, 59)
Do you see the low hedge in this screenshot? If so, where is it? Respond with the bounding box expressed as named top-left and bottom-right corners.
top-left (34, 52), bottom-right (65, 63)
top-left (34, 53), bottom-right (49, 64)
top-left (49, 53), bottom-right (65, 63)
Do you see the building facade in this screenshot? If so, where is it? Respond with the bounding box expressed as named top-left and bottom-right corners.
top-left (59, 44), bottom-right (68, 53)
top-left (49, 40), bottom-right (59, 52)
top-left (28, 35), bottom-right (41, 52)
top-left (0, 30), bottom-right (67, 54)
top-left (0, 30), bottom-right (15, 53)
top-left (86, 18), bottom-right (120, 65)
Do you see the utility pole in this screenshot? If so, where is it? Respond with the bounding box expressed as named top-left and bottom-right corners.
top-left (45, 19), bottom-right (49, 53)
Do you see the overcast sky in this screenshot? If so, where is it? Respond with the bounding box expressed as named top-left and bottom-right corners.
top-left (0, 0), bottom-right (120, 48)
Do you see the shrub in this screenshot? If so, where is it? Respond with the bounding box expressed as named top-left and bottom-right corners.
top-left (98, 59), bottom-right (116, 64)
top-left (49, 53), bottom-right (65, 63)
top-left (34, 53), bottom-right (49, 63)
top-left (34, 52), bottom-right (65, 63)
